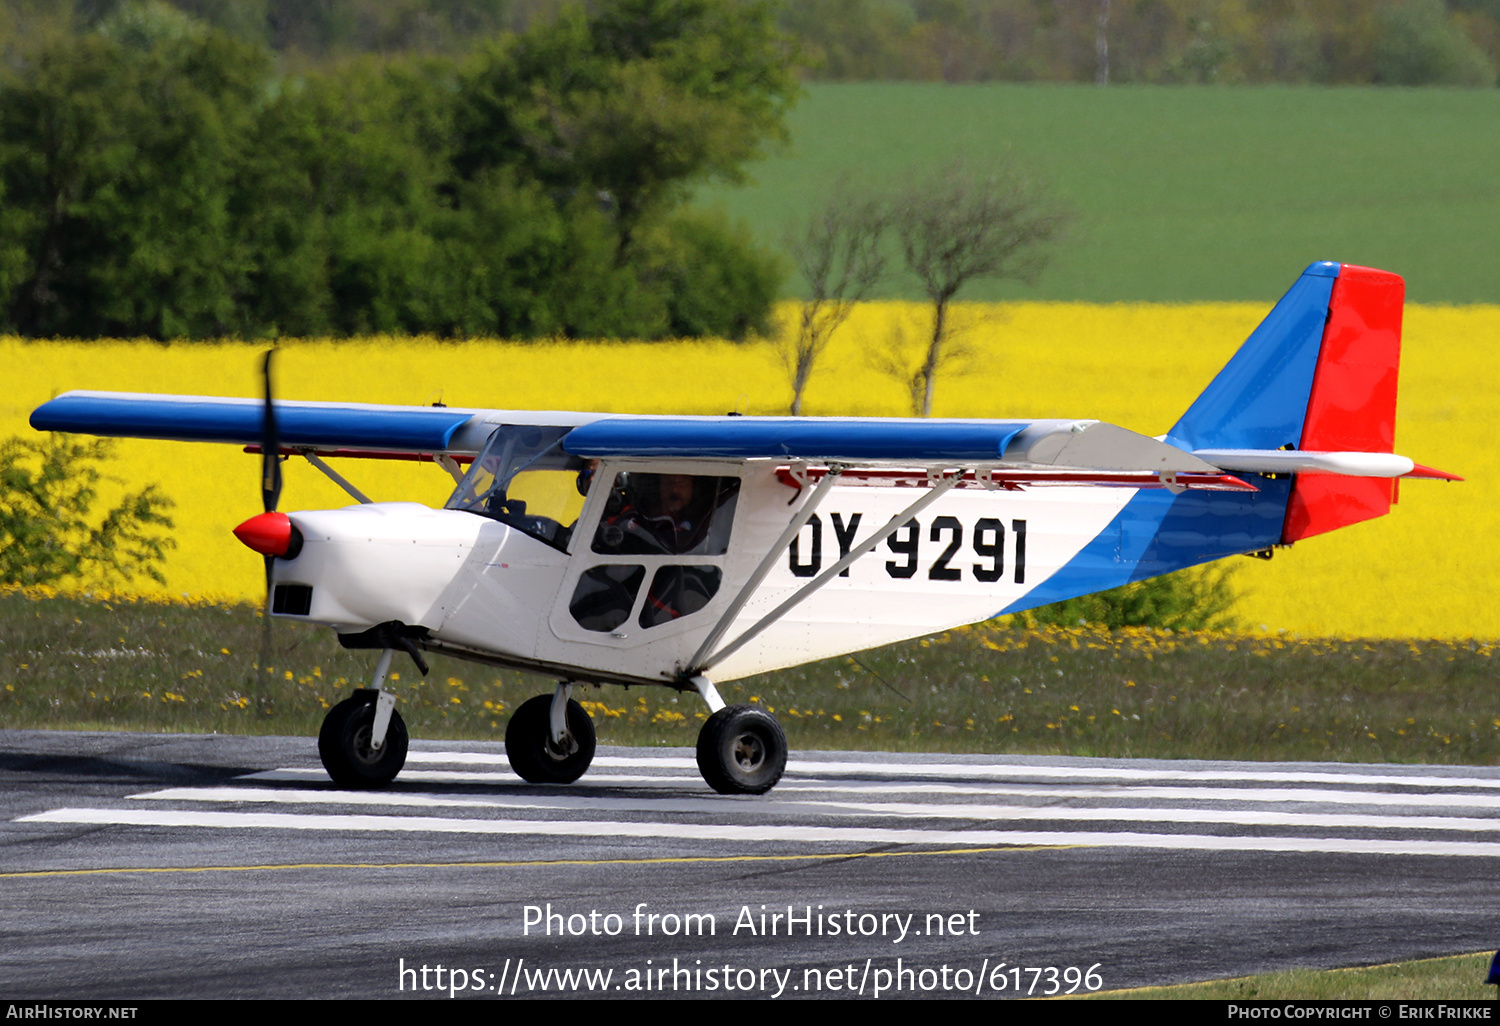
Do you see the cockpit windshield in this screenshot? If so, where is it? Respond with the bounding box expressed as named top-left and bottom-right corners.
top-left (446, 425), bottom-right (590, 550)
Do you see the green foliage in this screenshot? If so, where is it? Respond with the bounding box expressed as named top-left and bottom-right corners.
top-left (98, 0), bottom-right (206, 48)
top-left (650, 209), bottom-right (784, 339)
top-left (1376, 0), bottom-right (1497, 85)
top-left (454, 0), bottom-right (797, 280)
top-left (0, 0), bottom-right (790, 340)
top-left (779, 0), bottom-right (919, 79)
top-left (275, 56), bottom-right (465, 337)
top-left (0, 434), bottom-right (174, 588)
top-left (0, 13), bottom-right (273, 337)
top-left (1021, 563), bottom-right (1240, 633)
top-left (21, 0), bottom-right (515, 59)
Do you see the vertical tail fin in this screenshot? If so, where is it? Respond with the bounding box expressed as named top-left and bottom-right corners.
top-left (1164, 261), bottom-right (1404, 543)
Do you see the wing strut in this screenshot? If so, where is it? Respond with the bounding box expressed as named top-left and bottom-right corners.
top-left (435, 454), bottom-right (466, 485)
top-left (300, 449), bottom-right (373, 504)
top-left (687, 465), bottom-right (846, 669)
top-left (692, 473), bottom-right (962, 675)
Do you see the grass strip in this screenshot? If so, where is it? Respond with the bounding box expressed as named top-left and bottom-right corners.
top-left (1091, 951), bottom-right (1497, 1001)
top-left (4, 591), bottom-right (1497, 764)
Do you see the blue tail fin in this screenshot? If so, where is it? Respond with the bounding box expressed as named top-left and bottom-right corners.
top-left (1164, 261), bottom-right (1339, 453)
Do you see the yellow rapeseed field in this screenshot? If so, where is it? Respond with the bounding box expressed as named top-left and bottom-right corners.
top-left (5, 299), bottom-right (1492, 638)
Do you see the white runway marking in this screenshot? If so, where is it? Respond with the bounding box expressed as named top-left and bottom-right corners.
top-left (20, 806), bottom-right (1500, 858)
top-left (19, 749), bottom-right (1500, 859)
top-left (781, 782), bottom-right (1500, 809)
top-left (398, 752), bottom-right (1500, 790)
top-left (129, 786), bottom-right (1500, 833)
top-left (244, 768), bottom-right (709, 785)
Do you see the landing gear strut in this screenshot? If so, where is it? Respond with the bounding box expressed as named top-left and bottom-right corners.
top-left (506, 684), bottom-right (597, 784)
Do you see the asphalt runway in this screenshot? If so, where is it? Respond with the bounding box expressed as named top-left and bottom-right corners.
top-left (1, 728), bottom-right (1497, 999)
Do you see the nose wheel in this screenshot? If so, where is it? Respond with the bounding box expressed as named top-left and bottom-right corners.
top-left (696, 704), bottom-right (787, 795)
top-left (319, 690), bottom-right (409, 787)
top-left (506, 692), bottom-right (597, 784)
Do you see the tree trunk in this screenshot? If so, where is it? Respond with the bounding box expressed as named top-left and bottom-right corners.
top-left (1096, 0), bottom-right (1111, 87)
top-left (791, 353), bottom-right (811, 415)
top-left (919, 297), bottom-right (947, 417)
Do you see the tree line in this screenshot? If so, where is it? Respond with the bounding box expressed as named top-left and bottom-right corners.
top-left (3, 0), bottom-right (1491, 341)
top-left (787, 0), bottom-right (1500, 86)
top-left (0, 0), bottom-right (793, 340)
top-left (6, 0), bottom-right (1499, 88)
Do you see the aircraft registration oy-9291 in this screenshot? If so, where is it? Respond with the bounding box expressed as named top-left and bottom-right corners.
top-left (31, 262), bottom-right (1460, 795)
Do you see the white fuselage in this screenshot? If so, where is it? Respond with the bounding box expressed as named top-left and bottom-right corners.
top-left (272, 460), bottom-right (1135, 686)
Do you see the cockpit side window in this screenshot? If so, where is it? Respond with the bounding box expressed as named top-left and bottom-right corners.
top-left (565, 471), bottom-right (740, 634)
top-left (446, 425), bottom-right (590, 550)
top-left (589, 473), bottom-right (740, 557)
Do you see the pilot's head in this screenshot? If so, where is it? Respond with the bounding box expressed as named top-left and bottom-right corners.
top-left (658, 474), bottom-right (694, 516)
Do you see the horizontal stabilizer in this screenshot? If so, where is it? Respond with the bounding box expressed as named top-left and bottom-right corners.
top-left (1193, 449), bottom-right (1415, 478)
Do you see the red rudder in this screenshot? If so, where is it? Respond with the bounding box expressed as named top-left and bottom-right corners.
top-left (1282, 264), bottom-right (1404, 543)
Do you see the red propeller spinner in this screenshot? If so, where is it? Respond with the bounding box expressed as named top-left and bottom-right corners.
top-left (233, 511), bottom-right (300, 558)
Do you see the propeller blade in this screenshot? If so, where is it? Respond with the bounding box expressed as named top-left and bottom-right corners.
top-left (258, 348), bottom-right (280, 687)
top-left (261, 349), bottom-right (281, 514)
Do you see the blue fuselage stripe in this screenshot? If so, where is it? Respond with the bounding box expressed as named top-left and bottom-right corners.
top-left (998, 477), bottom-right (1293, 616)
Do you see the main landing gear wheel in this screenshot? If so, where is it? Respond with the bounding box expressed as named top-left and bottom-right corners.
top-left (318, 690), bottom-right (408, 788)
top-left (696, 704), bottom-right (787, 795)
top-left (505, 694), bottom-right (597, 784)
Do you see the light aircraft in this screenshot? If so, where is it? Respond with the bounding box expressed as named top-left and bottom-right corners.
top-left (30, 262), bottom-right (1457, 795)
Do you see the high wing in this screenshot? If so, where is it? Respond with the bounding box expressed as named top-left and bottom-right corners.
top-left (31, 386), bottom-right (1447, 506)
top-left (31, 393), bottom-right (1249, 487)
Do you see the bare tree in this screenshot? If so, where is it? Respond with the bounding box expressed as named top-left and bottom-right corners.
top-left (778, 187), bottom-right (888, 415)
top-left (888, 159), bottom-right (1067, 417)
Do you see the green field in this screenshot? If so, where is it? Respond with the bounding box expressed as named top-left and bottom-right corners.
top-left (702, 83), bottom-right (1500, 304)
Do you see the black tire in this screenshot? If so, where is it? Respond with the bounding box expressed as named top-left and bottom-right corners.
top-left (318, 690), bottom-right (408, 788)
top-left (696, 705), bottom-right (787, 795)
top-left (505, 694), bottom-right (597, 784)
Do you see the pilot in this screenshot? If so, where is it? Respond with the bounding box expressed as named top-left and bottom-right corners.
top-left (595, 473), bottom-right (708, 555)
